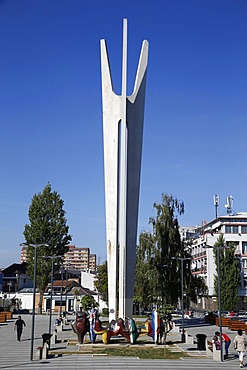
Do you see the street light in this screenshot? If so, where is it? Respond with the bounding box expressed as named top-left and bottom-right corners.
top-left (59, 264), bottom-right (64, 316)
top-left (203, 244), bottom-right (233, 362)
top-left (20, 242), bottom-right (49, 361)
top-left (45, 254), bottom-right (63, 346)
top-left (172, 257), bottom-right (191, 343)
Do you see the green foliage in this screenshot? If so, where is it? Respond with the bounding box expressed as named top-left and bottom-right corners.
top-left (80, 295), bottom-right (99, 311)
top-left (94, 261), bottom-right (108, 304)
top-left (134, 193), bottom-right (207, 310)
top-left (23, 183), bottom-right (72, 312)
top-left (102, 307), bottom-right (109, 315)
top-left (213, 234), bottom-right (241, 311)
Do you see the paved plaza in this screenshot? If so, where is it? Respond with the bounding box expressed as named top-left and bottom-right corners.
top-left (0, 313), bottom-right (244, 369)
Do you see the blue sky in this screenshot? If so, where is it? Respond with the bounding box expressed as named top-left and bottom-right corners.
top-left (1, 0), bottom-right (247, 267)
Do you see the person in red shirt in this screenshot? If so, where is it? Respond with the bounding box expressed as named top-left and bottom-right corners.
top-left (215, 331), bottom-right (231, 358)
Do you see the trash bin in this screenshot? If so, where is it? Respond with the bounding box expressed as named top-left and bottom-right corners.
top-left (196, 334), bottom-right (207, 350)
top-left (42, 333), bottom-right (53, 346)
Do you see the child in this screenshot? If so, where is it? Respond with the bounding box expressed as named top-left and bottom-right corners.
top-left (212, 334), bottom-right (220, 350)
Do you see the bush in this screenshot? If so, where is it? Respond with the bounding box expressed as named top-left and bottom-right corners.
top-left (102, 308), bottom-right (109, 316)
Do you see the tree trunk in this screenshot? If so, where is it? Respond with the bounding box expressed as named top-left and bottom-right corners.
top-left (38, 290), bottom-right (44, 314)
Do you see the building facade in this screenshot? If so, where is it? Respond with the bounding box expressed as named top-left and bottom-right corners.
top-left (187, 212), bottom-right (247, 311)
top-left (20, 245), bottom-right (97, 272)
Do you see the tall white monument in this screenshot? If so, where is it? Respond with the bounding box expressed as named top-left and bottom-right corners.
top-left (100, 19), bottom-right (149, 321)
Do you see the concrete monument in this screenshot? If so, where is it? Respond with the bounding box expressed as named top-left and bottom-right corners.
top-left (100, 19), bottom-right (148, 321)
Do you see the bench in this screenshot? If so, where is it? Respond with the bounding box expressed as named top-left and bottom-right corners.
top-left (35, 343), bottom-right (48, 360)
top-left (1, 311), bottom-right (13, 320)
top-left (206, 340), bottom-right (213, 357)
top-left (0, 313), bottom-right (7, 323)
top-left (215, 317), bottom-right (231, 327)
top-left (228, 320), bottom-right (247, 332)
top-left (35, 346), bottom-right (43, 360)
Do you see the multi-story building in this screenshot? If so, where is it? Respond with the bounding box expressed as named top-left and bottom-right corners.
top-left (21, 245), bottom-right (97, 272)
top-left (20, 246), bottom-right (28, 263)
top-left (188, 211), bottom-right (247, 311)
top-left (89, 254), bottom-right (97, 270)
top-left (64, 245), bottom-right (90, 270)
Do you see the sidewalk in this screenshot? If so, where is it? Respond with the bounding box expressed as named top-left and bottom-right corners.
top-left (0, 313), bottom-right (240, 368)
top-left (169, 317), bottom-right (239, 361)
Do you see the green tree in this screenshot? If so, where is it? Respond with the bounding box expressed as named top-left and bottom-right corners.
top-left (94, 261), bottom-right (108, 304)
top-left (80, 295), bottom-right (99, 311)
top-left (134, 193), bottom-right (207, 310)
top-left (23, 183), bottom-right (72, 313)
top-left (213, 234), bottom-right (240, 311)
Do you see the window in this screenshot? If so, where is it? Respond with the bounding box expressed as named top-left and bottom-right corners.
top-left (242, 226), bottom-right (247, 234)
top-left (242, 243), bottom-right (247, 254)
top-left (233, 226), bottom-right (239, 234)
top-left (225, 225), bottom-right (239, 233)
top-left (225, 226), bottom-right (231, 233)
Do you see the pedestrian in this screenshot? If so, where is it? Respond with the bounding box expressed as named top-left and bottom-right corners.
top-left (215, 330), bottom-right (231, 358)
top-left (212, 334), bottom-right (220, 350)
top-left (14, 315), bottom-right (26, 341)
top-left (233, 329), bottom-right (247, 368)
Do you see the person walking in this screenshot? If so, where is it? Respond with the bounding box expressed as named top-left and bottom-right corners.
top-left (233, 329), bottom-right (247, 368)
top-left (215, 330), bottom-right (231, 358)
top-left (14, 315), bottom-right (26, 341)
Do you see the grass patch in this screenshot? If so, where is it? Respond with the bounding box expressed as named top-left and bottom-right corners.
top-left (99, 346), bottom-right (188, 359)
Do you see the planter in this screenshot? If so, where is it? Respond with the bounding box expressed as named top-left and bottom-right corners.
top-left (215, 317), bottom-right (231, 327)
top-left (228, 320), bottom-right (247, 332)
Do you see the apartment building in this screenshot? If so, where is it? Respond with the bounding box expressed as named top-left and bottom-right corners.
top-left (187, 212), bottom-right (247, 310)
top-left (21, 245), bottom-right (97, 272)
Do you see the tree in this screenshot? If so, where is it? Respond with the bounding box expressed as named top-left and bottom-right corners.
top-left (80, 295), bottom-right (99, 311)
top-left (134, 193), bottom-right (207, 310)
top-left (213, 234), bottom-right (240, 311)
top-left (23, 183), bottom-right (72, 313)
top-left (94, 261), bottom-right (108, 304)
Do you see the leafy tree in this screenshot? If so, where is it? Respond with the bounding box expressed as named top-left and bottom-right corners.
top-left (134, 193), bottom-right (207, 310)
top-left (80, 295), bottom-right (99, 311)
top-left (94, 261), bottom-right (108, 304)
top-left (23, 183), bottom-right (72, 313)
top-left (213, 234), bottom-right (240, 311)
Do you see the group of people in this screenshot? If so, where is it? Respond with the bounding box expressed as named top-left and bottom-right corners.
top-left (212, 329), bottom-right (247, 368)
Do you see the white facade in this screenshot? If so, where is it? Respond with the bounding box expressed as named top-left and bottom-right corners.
top-left (81, 270), bottom-right (95, 291)
top-left (189, 212), bottom-right (247, 302)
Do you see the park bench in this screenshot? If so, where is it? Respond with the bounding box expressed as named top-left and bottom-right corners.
top-left (206, 340), bottom-right (213, 357)
top-left (228, 320), bottom-right (247, 332)
top-left (0, 313), bottom-right (7, 323)
top-left (215, 317), bottom-right (231, 327)
top-left (35, 344), bottom-right (48, 360)
top-left (2, 311), bottom-right (13, 320)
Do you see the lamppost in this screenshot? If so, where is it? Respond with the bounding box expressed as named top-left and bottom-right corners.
top-left (20, 242), bottom-right (49, 361)
top-left (45, 254), bottom-right (63, 346)
top-left (172, 257), bottom-right (191, 343)
top-left (204, 244), bottom-right (233, 362)
top-left (59, 265), bottom-right (64, 316)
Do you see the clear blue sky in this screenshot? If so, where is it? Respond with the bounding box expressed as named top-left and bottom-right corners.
top-left (1, 0), bottom-right (247, 268)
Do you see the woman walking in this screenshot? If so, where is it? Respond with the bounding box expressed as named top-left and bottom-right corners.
top-left (233, 329), bottom-right (247, 368)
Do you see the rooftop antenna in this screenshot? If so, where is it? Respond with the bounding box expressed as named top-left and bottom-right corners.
top-left (225, 195), bottom-right (234, 215)
top-left (213, 194), bottom-right (219, 218)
